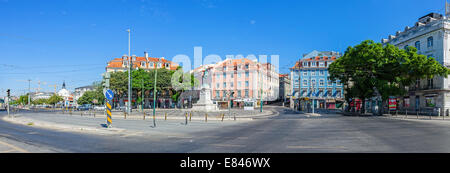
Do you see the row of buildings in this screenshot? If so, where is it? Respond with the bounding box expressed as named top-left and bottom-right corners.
top-left (99, 11), bottom-right (450, 112)
top-left (105, 53), bottom-right (283, 109)
top-left (102, 49), bottom-right (346, 111)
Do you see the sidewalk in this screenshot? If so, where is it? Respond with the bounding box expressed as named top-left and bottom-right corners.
top-left (342, 111), bottom-right (450, 121)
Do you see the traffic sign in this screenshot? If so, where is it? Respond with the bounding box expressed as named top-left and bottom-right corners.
top-left (105, 89), bottom-right (114, 101)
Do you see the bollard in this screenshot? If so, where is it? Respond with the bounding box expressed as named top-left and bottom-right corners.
top-left (124, 111), bottom-right (127, 119)
top-left (234, 115), bottom-right (236, 121)
top-left (221, 113), bottom-right (224, 122)
top-left (406, 109), bottom-right (408, 118)
top-left (165, 112), bottom-right (167, 121)
top-left (185, 112), bottom-right (188, 125)
top-left (205, 113), bottom-right (208, 122)
top-left (189, 112), bottom-right (192, 122)
top-left (143, 111), bottom-right (146, 120)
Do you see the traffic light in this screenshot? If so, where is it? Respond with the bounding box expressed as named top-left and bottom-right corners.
top-left (102, 72), bottom-right (111, 88)
top-left (6, 89), bottom-right (10, 97)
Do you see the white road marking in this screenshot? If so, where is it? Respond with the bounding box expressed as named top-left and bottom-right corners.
top-left (212, 144), bottom-right (245, 147)
top-left (286, 145), bottom-right (346, 149)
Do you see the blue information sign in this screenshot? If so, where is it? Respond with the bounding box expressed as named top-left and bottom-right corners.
top-left (105, 89), bottom-right (114, 101)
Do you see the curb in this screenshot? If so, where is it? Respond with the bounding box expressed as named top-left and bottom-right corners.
top-left (2, 116), bottom-right (127, 135)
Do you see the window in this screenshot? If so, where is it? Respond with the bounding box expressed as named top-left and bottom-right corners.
top-left (230, 82), bottom-right (234, 87)
top-left (141, 62), bottom-right (146, 67)
top-left (303, 80), bottom-right (308, 86)
top-left (237, 90), bottom-right (241, 97)
top-left (217, 83), bottom-right (220, 88)
top-left (223, 72), bottom-right (226, 78)
top-left (415, 41), bottom-right (420, 50)
top-left (336, 80), bottom-right (342, 86)
top-left (216, 91), bottom-right (220, 98)
top-left (165, 63), bottom-right (169, 68)
top-left (223, 91), bottom-right (227, 97)
top-left (427, 78), bottom-right (434, 88)
top-left (231, 73), bottom-right (234, 78)
top-left (149, 62), bottom-right (154, 68)
top-left (311, 71), bottom-right (315, 76)
top-left (303, 72), bottom-right (308, 76)
top-left (245, 64), bottom-right (249, 69)
top-left (238, 73), bottom-right (241, 78)
top-left (245, 81), bottom-right (249, 87)
top-left (404, 45), bottom-right (409, 50)
top-left (223, 82), bottom-right (226, 88)
top-left (319, 79), bottom-right (324, 86)
top-left (238, 82), bottom-right (241, 87)
top-left (245, 71), bottom-right (249, 77)
top-left (319, 62), bottom-right (325, 67)
top-left (311, 79), bottom-right (316, 86)
top-left (427, 36), bottom-right (433, 47)
top-left (311, 62), bottom-right (316, 67)
top-left (157, 63), bottom-right (162, 68)
top-left (319, 70), bottom-right (324, 76)
top-left (245, 90), bottom-right (249, 97)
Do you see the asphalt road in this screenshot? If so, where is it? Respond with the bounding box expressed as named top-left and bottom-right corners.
top-left (1, 107), bottom-right (450, 153)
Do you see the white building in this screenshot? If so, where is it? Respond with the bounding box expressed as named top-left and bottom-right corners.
top-left (381, 12), bottom-right (450, 115)
top-left (74, 85), bottom-right (94, 105)
top-left (57, 81), bottom-right (73, 107)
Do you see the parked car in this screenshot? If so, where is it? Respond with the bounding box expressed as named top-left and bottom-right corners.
top-left (115, 106), bottom-right (127, 111)
top-left (77, 104), bottom-right (92, 111)
top-left (93, 105), bottom-right (105, 111)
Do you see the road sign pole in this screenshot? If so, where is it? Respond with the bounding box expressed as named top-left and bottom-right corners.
top-left (106, 100), bottom-right (112, 128)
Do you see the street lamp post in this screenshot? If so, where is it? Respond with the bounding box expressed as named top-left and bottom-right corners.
top-left (126, 29), bottom-right (132, 115)
top-left (152, 59), bottom-right (161, 127)
top-left (142, 79), bottom-right (144, 112)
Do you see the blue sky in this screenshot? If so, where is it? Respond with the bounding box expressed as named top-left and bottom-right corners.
top-left (0, 0), bottom-right (445, 96)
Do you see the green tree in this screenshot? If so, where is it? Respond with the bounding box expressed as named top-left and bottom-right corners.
top-left (47, 94), bottom-right (63, 106)
top-left (77, 82), bottom-right (106, 105)
top-left (11, 94), bottom-right (29, 105)
top-left (329, 40), bottom-right (450, 115)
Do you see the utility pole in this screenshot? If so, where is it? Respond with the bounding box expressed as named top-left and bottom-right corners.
top-left (127, 29), bottom-right (132, 115)
top-left (142, 79), bottom-right (144, 112)
top-left (260, 64), bottom-right (263, 112)
top-left (298, 68), bottom-right (301, 111)
top-left (310, 77), bottom-right (315, 114)
top-left (6, 89), bottom-right (10, 117)
top-left (28, 79), bottom-right (31, 107)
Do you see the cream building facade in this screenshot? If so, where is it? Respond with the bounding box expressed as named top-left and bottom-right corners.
top-left (382, 12), bottom-right (450, 115)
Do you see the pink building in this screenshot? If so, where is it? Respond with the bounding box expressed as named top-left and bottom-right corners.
top-left (192, 58), bottom-right (279, 109)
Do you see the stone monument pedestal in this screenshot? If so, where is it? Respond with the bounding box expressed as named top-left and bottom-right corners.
top-left (191, 87), bottom-right (217, 111)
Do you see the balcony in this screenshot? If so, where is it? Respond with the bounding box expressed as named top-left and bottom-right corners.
top-left (408, 85), bottom-right (441, 91)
